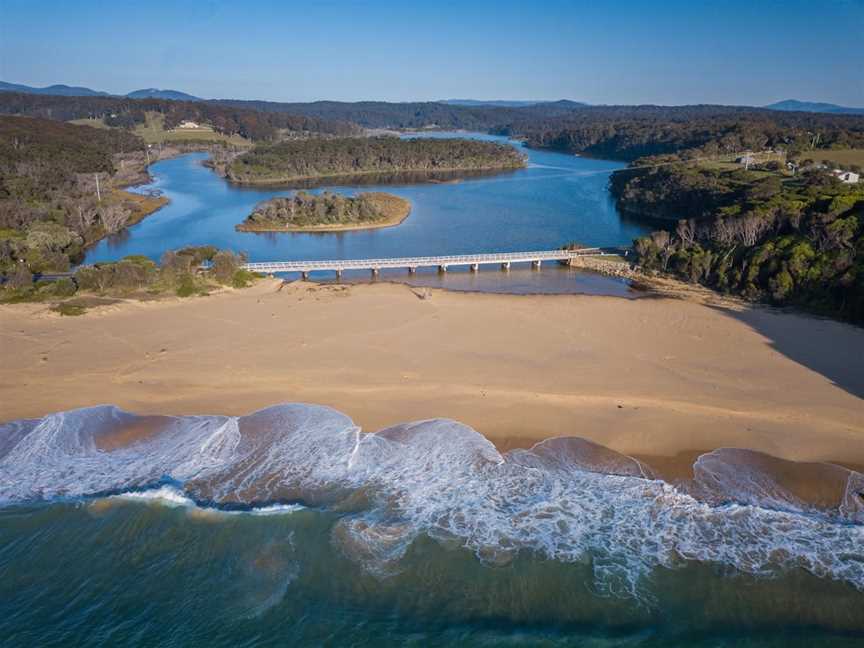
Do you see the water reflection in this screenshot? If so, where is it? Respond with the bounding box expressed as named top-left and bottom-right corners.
top-left (86, 133), bottom-right (653, 272)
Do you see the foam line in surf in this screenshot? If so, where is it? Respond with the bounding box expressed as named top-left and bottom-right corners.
top-left (2, 403), bottom-right (863, 597)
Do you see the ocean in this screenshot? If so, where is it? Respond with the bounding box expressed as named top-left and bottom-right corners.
top-left (2, 404), bottom-right (862, 646)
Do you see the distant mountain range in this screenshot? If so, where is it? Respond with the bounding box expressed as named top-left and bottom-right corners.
top-left (3, 81), bottom-right (863, 117)
top-left (125, 88), bottom-right (201, 101)
top-left (0, 81), bottom-right (201, 101)
top-left (765, 99), bottom-right (864, 115)
top-left (0, 81), bottom-right (111, 97)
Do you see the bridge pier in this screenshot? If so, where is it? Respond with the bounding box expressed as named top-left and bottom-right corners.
top-left (240, 248), bottom-right (621, 277)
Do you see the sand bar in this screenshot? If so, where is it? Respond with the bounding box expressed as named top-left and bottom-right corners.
top-left (1, 280), bottom-right (863, 474)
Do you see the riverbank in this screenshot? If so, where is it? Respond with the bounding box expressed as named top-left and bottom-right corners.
top-left (2, 280), bottom-right (862, 478)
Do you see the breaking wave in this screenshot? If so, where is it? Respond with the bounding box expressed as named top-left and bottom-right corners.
top-left (1, 403), bottom-right (863, 598)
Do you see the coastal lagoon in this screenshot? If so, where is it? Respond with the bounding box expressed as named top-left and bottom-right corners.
top-left (5, 134), bottom-right (863, 646)
top-left (85, 133), bottom-right (649, 295)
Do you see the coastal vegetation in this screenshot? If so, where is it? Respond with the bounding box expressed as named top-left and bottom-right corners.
top-left (238, 191), bottom-right (411, 231)
top-left (615, 161), bottom-right (864, 323)
top-left (1, 246), bottom-right (257, 314)
top-left (0, 115), bottom-right (168, 276)
top-left (224, 136), bottom-right (527, 184)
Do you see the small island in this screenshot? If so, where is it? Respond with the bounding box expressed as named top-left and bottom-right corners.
top-left (224, 136), bottom-right (527, 185)
top-left (236, 191), bottom-right (412, 232)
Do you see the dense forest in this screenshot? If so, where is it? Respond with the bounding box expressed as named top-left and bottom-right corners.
top-left (6, 91), bottom-right (864, 163)
top-left (616, 163), bottom-right (864, 323)
top-left (211, 99), bottom-right (585, 130)
top-left (509, 106), bottom-right (864, 161)
top-left (210, 100), bottom-right (864, 162)
top-left (0, 92), bottom-right (358, 140)
top-left (225, 137), bottom-right (527, 184)
top-left (238, 191), bottom-right (410, 231)
top-left (0, 115), bottom-right (165, 274)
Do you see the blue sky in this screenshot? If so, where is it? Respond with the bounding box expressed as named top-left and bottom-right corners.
top-left (1, 0), bottom-right (861, 105)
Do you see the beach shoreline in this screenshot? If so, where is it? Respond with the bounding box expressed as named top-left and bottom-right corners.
top-left (2, 280), bottom-right (863, 477)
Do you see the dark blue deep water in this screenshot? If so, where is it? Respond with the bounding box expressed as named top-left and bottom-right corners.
top-left (85, 133), bottom-right (649, 293)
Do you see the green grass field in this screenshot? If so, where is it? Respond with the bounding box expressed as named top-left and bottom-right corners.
top-left (70, 112), bottom-right (251, 147)
top-left (133, 112), bottom-right (251, 146)
top-left (68, 117), bottom-right (111, 130)
top-left (811, 149), bottom-right (864, 168)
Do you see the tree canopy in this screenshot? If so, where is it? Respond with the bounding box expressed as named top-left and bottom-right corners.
top-left (226, 136), bottom-right (527, 184)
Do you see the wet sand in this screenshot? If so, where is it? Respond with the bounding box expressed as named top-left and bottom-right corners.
top-left (1, 280), bottom-right (863, 476)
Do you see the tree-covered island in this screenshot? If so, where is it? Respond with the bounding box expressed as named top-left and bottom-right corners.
top-left (223, 136), bottom-right (527, 185)
top-left (237, 191), bottom-right (412, 232)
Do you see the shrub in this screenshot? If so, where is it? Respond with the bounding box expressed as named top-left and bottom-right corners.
top-left (51, 301), bottom-right (87, 316)
top-left (177, 245), bottom-right (219, 265)
top-left (231, 268), bottom-right (257, 288)
top-left (175, 274), bottom-right (199, 297)
top-left (212, 250), bottom-right (242, 284)
top-left (52, 278), bottom-right (78, 297)
top-left (6, 262), bottom-right (33, 289)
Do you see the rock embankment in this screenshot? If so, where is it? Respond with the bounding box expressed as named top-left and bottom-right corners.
top-left (567, 255), bottom-right (639, 279)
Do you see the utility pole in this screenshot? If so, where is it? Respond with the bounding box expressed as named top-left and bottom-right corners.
top-left (145, 146), bottom-right (151, 166)
top-left (95, 173), bottom-right (102, 202)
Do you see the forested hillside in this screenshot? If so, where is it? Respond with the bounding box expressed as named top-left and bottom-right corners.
top-left (212, 100), bottom-right (864, 163)
top-left (509, 106), bottom-right (864, 161)
top-left (225, 137), bottom-right (527, 184)
top-left (0, 92), bottom-right (358, 140)
top-left (616, 162), bottom-right (864, 323)
top-left (0, 116), bottom-right (162, 274)
top-left (211, 99), bottom-right (582, 130)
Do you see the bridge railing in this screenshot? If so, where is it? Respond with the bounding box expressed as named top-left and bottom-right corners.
top-left (241, 248), bottom-right (625, 273)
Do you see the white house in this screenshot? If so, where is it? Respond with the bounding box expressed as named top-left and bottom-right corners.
top-left (831, 169), bottom-right (860, 184)
top-left (177, 120), bottom-right (200, 129)
top-left (736, 153), bottom-right (756, 166)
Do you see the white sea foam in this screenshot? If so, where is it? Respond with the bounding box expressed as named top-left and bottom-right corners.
top-left (104, 485), bottom-right (305, 517)
top-left (2, 403), bottom-right (863, 597)
top-left (111, 485), bottom-right (196, 507)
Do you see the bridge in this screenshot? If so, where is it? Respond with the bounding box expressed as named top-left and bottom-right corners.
top-left (242, 247), bottom-right (627, 279)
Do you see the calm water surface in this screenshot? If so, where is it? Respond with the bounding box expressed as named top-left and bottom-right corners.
top-left (86, 133), bottom-right (649, 294)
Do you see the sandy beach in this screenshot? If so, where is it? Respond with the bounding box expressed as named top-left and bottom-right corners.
top-left (1, 280), bottom-right (863, 474)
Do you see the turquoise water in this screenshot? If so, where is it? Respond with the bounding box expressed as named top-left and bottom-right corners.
top-left (85, 133), bottom-right (649, 293)
top-left (1, 404), bottom-right (863, 646)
